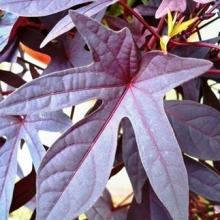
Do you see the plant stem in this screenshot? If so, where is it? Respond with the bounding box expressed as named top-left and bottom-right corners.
top-left (148, 16), bottom-right (165, 50)
top-left (207, 1), bottom-right (220, 13)
top-left (170, 39), bottom-right (220, 51)
top-left (118, 0), bottom-right (160, 40)
top-left (207, 69), bottom-right (220, 74)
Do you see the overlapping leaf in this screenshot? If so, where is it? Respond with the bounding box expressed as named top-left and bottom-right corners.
top-left (122, 118), bottom-right (147, 203)
top-left (0, 0), bottom-right (92, 16)
top-left (0, 36), bottom-right (19, 62)
top-left (184, 155), bottom-right (220, 202)
top-left (40, 0), bottom-right (117, 47)
top-left (165, 100), bottom-right (220, 160)
top-left (85, 189), bottom-right (114, 220)
top-left (0, 111), bottom-right (72, 219)
top-left (127, 180), bottom-right (172, 220)
top-left (0, 11), bottom-right (212, 220)
top-left (105, 9), bottom-right (152, 47)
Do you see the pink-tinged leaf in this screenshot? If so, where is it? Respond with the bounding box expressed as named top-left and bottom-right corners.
top-left (122, 118), bottom-right (147, 203)
top-left (193, 0), bottom-right (214, 3)
top-left (41, 0), bottom-right (116, 47)
top-left (0, 11), bottom-right (18, 52)
top-left (165, 100), bottom-right (220, 160)
top-left (127, 180), bottom-right (172, 220)
top-left (156, 0), bottom-right (186, 18)
top-left (0, 0), bottom-right (92, 16)
top-left (0, 11), bottom-right (212, 220)
top-left (85, 188), bottom-right (114, 220)
top-left (184, 155), bottom-right (220, 202)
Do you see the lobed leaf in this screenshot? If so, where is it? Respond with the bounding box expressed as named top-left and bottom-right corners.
top-left (0, 11), bottom-right (213, 220)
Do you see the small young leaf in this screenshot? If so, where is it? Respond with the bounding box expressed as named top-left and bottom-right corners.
top-left (156, 0), bottom-right (186, 18)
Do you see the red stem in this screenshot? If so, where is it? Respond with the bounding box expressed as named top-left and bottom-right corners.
top-left (206, 1), bottom-right (220, 13)
top-left (0, 91), bottom-right (14, 96)
top-left (170, 39), bottom-right (220, 51)
top-left (118, 0), bottom-right (160, 40)
top-left (206, 69), bottom-right (220, 74)
top-left (148, 16), bottom-right (165, 50)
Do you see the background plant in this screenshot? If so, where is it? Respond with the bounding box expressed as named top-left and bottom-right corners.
top-left (0, 0), bottom-right (220, 220)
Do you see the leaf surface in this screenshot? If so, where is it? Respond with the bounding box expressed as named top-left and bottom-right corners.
top-left (41, 0), bottom-right (117, 47)
top-left (127, 180), bottom-right (172, 220)
top-left (122, 118), bottom-right (147, 203)
top-left (0, 11), bottom-right (213, 220)
top-left (0, 0), bottom-right (92, 16)
top-left (185, 155), bottom-right (220, 202)
top-left (165, 100), bottom-right (220, 160)
top-left (85, 189), bottom-right (114, 220)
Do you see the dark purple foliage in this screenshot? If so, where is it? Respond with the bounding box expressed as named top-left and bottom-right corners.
top-left (0, 0), bottom-right (220, 220)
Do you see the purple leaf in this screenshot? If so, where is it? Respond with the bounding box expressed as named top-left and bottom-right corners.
top-left (0, 111), bottom-right (72, 219)
top-left (184, 155), bottom-right (220, 202)
top-left (181, 78), bottom-right (201, 101)
top-left (40, 0), bottom-right (116, 47)
top-left (0, 11), bottom-right (18, 52)
top-left (113, 207), bottom-right (128, 220)
top-left (36, 110), bottom-right (119, 219)
top-left (0, 36), bottom-right (19, 62)
top-left (0, 0), bottom-right (93, 16)
top-left (137, 1), bottom-right (159, 16)
top-left (165, 100), bottom-right (220, 160)
top-left (122, 118), bottom-right (147, 203)
top-left (156, 0), bottom-right (186, 18)
top-left (127, 180), bottom-right (172, 220)
top-left (0, 11), bottom-right (212, 220)
top-left (85, 188), bottom-right (114, 220)
top-left (105, 9), bottom-right (152, 48)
